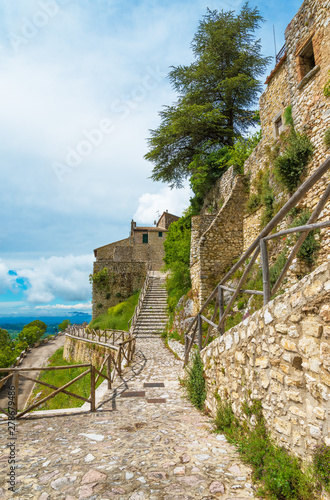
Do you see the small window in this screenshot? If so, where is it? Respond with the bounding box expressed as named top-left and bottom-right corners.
top-left (158, 231), bottom-right (163, 237)
top-left (142, 233), bottom-right (148, 244)
top-left (275, 115), bottom-right (283, 137)
top-left (298, 39), bottom-right (315, 80)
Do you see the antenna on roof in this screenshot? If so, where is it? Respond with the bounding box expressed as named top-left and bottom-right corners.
top-left (273, 25), bottom-right (277, 61)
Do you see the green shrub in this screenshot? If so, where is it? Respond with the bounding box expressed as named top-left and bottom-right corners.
top-left (164, 212), bottom-right (192, 315)
top-left (246, 192), bottom-right (261, 213)
top-left (324, 128), bottom-right (330, 149)
top-left (291, 211), bottom-right (321, 266)
top-left (324, 71), bottom-right (330, 98)
top-left (182, 351), bottom-right (206, 410)
top-left (313, 444), bottom-right (330, 492)
top-left (89, 267), bottom-right (109, 290)
top-left (214, 397), bottom-right (315, 500)
top-left (225, 312), bottom-right (243, 331)
top-left (274, 131), bottom-right (314, 193)
top-left (260, 171), bottom-right (274, 228)
top-left (283, 105), bottom-right (294, 127)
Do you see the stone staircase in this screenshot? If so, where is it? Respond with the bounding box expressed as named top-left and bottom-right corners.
top-left (133, 274), bottom-right (168, 337)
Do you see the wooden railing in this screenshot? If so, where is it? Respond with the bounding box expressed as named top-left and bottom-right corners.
top-left (68, 325), bottom-right (127, 345)
top-left (128, 269), bottom-right (151, 335)
top-left (184, 155), bottom-right (330, 365)
top-left (0, 329), bottom-right (135, 419)
top-left (66, 326), bottom-right (136, 382)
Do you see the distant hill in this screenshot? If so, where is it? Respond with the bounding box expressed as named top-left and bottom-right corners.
top-left (0, 314), bottom-right (92, 339)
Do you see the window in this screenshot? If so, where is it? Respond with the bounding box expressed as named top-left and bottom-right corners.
top-left (142, 233), bottom-right (148, 244)
top-left (158, 231), bottom-right (163, 237)
top-left (274, 115), bottom-right (283, 138)
top-left (297, 39), bottom-right (315, 81)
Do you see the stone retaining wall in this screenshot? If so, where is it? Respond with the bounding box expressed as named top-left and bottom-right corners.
top-left (201, 261), bottom-right (330, 461)
top-left (190, 175), bottom-right (247, 312)
top-left (63, 335), bottom-right (110, 368)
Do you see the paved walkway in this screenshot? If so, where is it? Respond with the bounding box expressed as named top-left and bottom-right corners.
top-left (0, 337), bottom-right (258, 500)
top-left (0, 334), bottom-right (65, 412)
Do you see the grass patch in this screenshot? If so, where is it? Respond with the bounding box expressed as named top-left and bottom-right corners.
top-left (214, 395), bottom-right (316, 499)
top-left (28, 347), bottom-right (107, 411)
top-left (90, 291), bottom-right (140, 331)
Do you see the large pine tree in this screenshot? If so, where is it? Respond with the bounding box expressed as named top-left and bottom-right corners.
top-left (145, 2), bottom-right (270, 188)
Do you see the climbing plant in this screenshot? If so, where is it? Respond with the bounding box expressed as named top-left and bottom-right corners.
top-left (324, 71), bottom-right (330, 98)
top-left (89, 267), bottom-right (110, 290)
top-left (274, 130), bottom-right (314, 193)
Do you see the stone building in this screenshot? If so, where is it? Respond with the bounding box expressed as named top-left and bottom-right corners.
top-left (92, 211), bottom-right (179, 318)
top-left (191, 0), bottom-right (330, 311)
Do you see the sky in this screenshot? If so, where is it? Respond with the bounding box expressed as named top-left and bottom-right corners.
top-left (0, 0), bottom-right (304, 318)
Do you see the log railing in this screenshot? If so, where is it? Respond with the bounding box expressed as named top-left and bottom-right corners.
top-left (0, 329), bottom-right (135, 419)
top-left (128, 269), bottom-right (151, 335)
top-left (184, 155), bottom-right (330, 366)
top-left (67, 325), bottom-right (127, 345)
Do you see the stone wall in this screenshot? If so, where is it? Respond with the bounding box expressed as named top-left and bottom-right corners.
top-left (244, 0), bottom-right (330, 265)
top-left (190, 175), bottom-right (247, 312)
top-left (92, 261), bottom-right (147, 318)
top-left (63, 335), bottom-right (111, 367)
top-left (94, 238), bottom-right (130, 260)
top-left (201, 260), bottom-right (330, 461)
top-left (201, 166), bottom-right (237, 215)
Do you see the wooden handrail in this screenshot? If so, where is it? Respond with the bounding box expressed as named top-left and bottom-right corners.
top-left (183, 155), bottom-right (330, 365)
top-left (0, 329), bottom-right (136, 418)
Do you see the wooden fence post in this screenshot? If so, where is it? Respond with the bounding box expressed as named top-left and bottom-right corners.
top-left (218, 285), bottom-right (224, 335)
top-left (13, 372), bottom-right (19, 416)
top-left (198, 314), bottom-right (202, 350)
top-left (260, 238), bottom-right (270, 305)
top-left (90, 365), bottom-right (96, 412)
top-left (107, 356), bottom-right (112, 390)
top-left (118, 346), bottom-right (122, 377)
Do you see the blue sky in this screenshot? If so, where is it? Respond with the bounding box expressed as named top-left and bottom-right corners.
top-left (0, 0), bottom-right (303, 317)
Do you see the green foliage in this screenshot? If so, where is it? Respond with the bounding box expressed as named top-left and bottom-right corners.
top-left (274, 130), bottom-right (314, 193)
top-left (58, 319), bottom-right (71, 332)
top-left (246, 192), bottom-right (262, 213)
top-left (0, 320), bottom-right (50, 370)
top-left (283, 105), bottom-right (294, 127)
top-left (225, 312), bottom-right (243, 331)
top-left (145, 3), bottom-right (270, 188)
top-left (164, 213), bottom-right (192, 315)
top-left (291, 211), bottom-right (321, 266)
top-left (269, 249), bottom-right (288, 288)
top-left (28, 347), bottom-right (106, 411)
top-left (313, 444), bottom-right (330, 492)
top-left (245, 167), bottom-right (274, 226)
top-left (89, 267), bottom-right (109, 290)
top-left (189, 147), bottom-right (231, 211)
top-left (17, 321), bottom-right (46, 346)
top-left (227, 130), bottom-right (262, 174)
top-left (214, 397), bottom-right (315, 499)
top-left (189, 130), bottom-right (261, 211)
top-left (324, 128), bottom-right (330, 149)
top-left (182, 351), bottom-right (206, 410)
top-left (324, 71), bottom-right (330, 98)
top-left (89, 291), bottom-right (140, 331)
top-left (260, 171), bottom-right (274, 228)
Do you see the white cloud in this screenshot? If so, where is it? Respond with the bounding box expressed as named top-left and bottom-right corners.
top-left (35, 302), bottom-right (92, 312)
top-left (16, 254), bottom-right (94, 304)
top-left (133, 185), bottom-right (192, 225)
top-left (0, 260), bottom-right (16, 294)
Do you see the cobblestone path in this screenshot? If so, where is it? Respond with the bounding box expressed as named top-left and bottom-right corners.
top-left (0, 337), bottom-right (258, 500)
